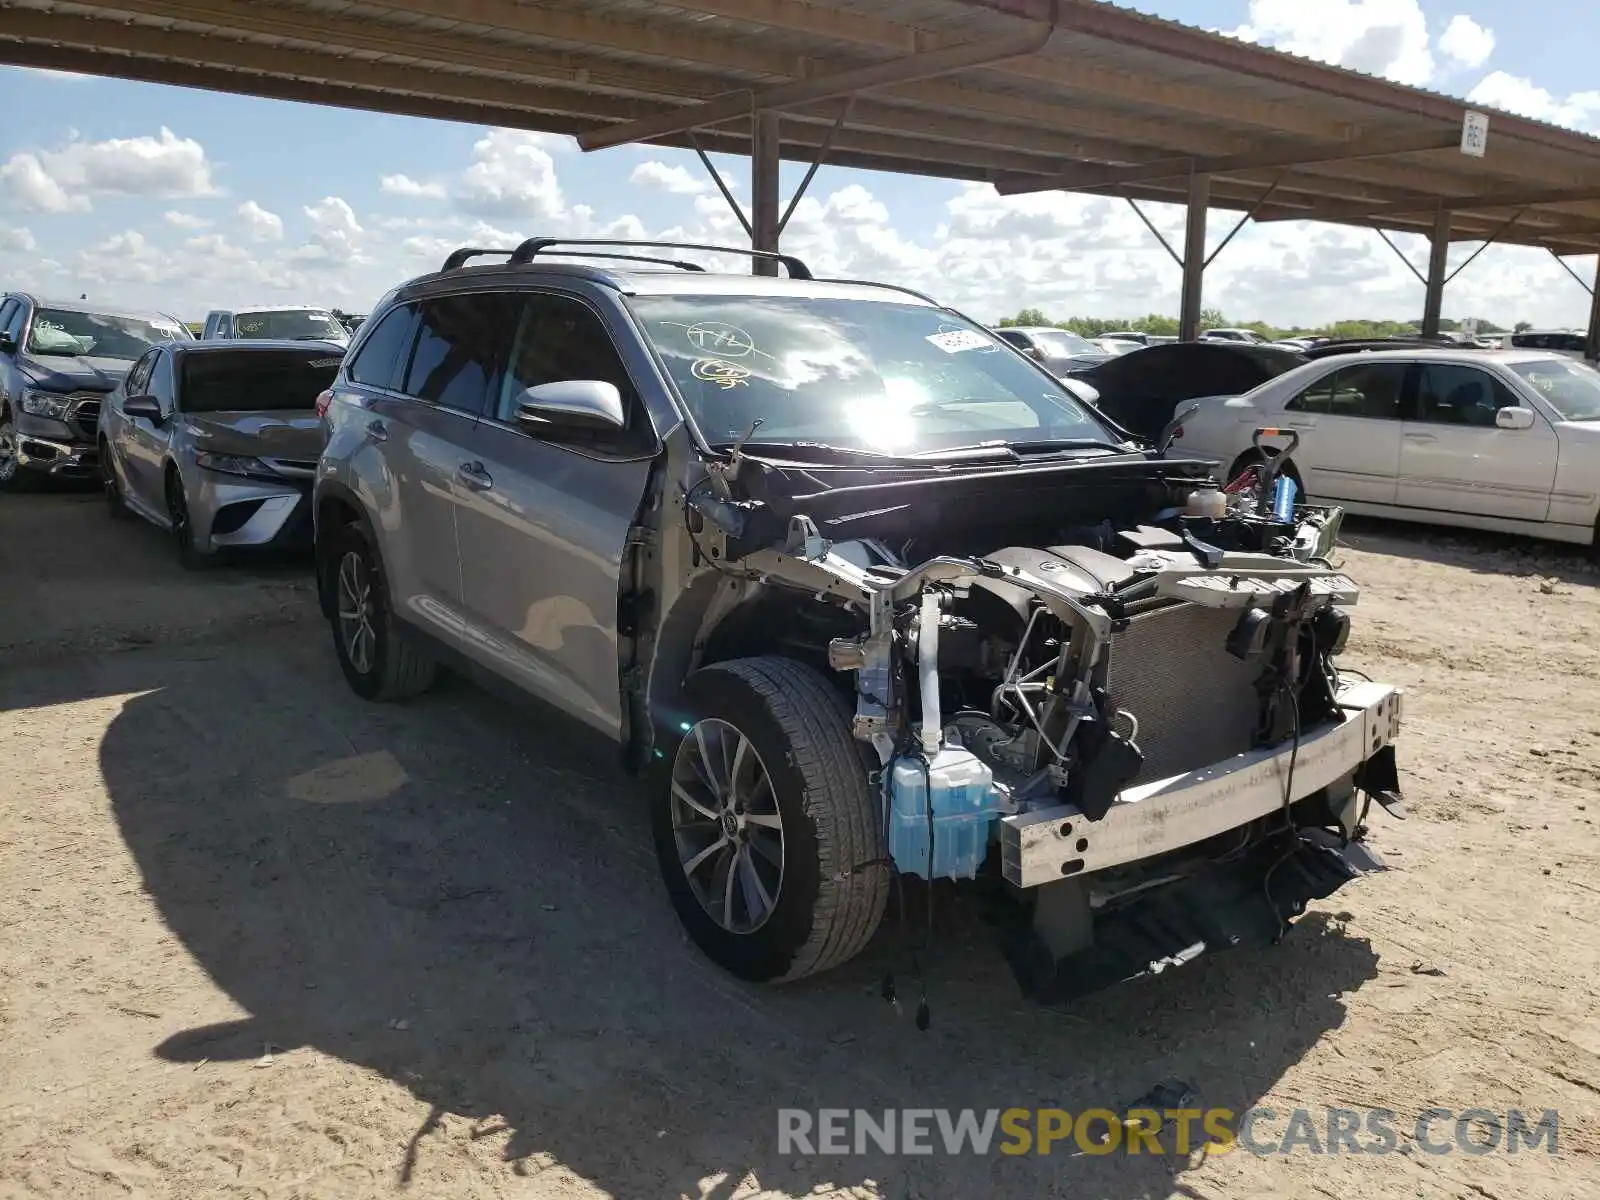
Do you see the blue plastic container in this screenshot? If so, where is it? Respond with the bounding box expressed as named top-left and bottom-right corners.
top-left (1272, 475), bottom-right (1298, 522)
top-left (888, 748), bottom-right (1002, 880)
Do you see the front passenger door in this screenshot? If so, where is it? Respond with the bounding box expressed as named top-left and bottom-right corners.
top-left (1397, 362), bottom-right (1557, 520)
top-left (122, 350), bottom-right (175, 509)
top-left (454, 292), bottom-right (659, 738)
top-left (1278, 360), bottom-right (1408, 504)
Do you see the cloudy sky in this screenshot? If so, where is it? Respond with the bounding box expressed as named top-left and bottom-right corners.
top-left (1, 0), bottom-right (1597, 329)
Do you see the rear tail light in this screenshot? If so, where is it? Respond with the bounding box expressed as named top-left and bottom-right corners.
top-left (315, 389), bottom-right (333, 418)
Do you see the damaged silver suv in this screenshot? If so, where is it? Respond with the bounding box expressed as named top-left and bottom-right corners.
top-left (314, 239), bottom-right (1405, 1001)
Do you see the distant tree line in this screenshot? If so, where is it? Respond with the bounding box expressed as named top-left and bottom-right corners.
top-left (995, 307), bottom-right (1515, 340)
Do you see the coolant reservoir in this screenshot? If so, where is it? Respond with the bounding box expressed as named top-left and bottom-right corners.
top-left (888, 748), bottom-right (1001, 881)
top-left (1185, 480), bottom-right (1227, 518)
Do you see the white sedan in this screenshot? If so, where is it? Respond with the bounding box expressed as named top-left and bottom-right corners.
top-left (1175, 349), bottom-right (1600, 547)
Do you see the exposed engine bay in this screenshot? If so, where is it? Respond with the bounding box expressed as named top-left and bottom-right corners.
top-left (670, 439), bottom-right (1405, 999)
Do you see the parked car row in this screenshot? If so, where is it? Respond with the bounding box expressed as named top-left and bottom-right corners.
top-left (0, 291), bottom-right (351, 495)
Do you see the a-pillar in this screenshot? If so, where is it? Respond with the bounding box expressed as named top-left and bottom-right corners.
top-left (751, 111), bottom-right (781, 277)
top-left (1421, 207), bottom-right (1451, 337)
top-left (1178, 172), bottom-right (1209, 342)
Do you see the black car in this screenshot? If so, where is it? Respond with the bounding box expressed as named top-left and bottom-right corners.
top-left (0, 292), bottom-right (192, 489)
top-left (1076, 340), bottom-right (1307, 441)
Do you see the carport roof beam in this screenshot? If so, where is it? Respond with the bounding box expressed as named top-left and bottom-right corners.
top-left (993, 129), bottom-right (1461, 196)
top-left (574, 23), bottom-right (1056, 152)
top-left (1257, 185), bottom-right (1600, 225)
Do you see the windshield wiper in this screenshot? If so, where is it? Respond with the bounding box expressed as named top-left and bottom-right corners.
top-left (912, 437), bottom-right (1137, 460)
top-left (709, 439), bottom-right (901, 461)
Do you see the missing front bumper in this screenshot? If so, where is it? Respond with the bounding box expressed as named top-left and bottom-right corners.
top-left (999, 681), bottom-right (1403, 888)
top-left (997, 826), bottom-right (1387, 1004)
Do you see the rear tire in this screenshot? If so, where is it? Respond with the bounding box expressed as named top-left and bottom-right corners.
top-left (650, 656), bottom-right (889, 983)
top-left (324, 517), bottom-right (438, 702)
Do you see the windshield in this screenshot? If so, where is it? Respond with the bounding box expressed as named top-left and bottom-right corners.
top-left (627, 296), bottom-right (1112, 454)
top-left (180, 350), bottom-right (342, 412)
top-left (231, 309), bottom-right (347, 341)
top-left (1029, 329), bottom-right (1099, 358)
top-left (26, 308), bottom-right (183, 360)
top-left (1509, 357), bottom-right (1600, 421)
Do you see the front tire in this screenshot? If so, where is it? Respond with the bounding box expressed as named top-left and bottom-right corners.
top-left (650, 656), bottom-right (889, 983)
top-left (0, 412), bottom-right (33, 493)
top-left (102, 443), bottom-right (130, 518)
top-left (324, 518), bottom-right (438, 702)
top-left (166, 470), bottom-right (208, 568)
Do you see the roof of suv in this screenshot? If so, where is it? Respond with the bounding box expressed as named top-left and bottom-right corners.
top-left (403, 260), bottom-right (939, 305)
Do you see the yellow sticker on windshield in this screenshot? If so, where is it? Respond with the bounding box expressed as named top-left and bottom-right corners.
top-left (692, 357), bottom-right (751, 389)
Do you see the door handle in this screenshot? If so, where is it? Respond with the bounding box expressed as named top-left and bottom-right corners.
top-left (457, 460), bottom-right (493, 491)
top-left (366, 418), bottom-right (388, 442)
top-left (1403, 432), bottom-right (1436, 443)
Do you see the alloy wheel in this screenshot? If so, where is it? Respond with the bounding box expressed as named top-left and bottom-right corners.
top-left (336, 549), bottom-right (378, 675)
top-left (669, 717), bottom-right (785, 934)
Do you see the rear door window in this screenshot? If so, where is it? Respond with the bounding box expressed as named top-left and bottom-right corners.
top-left (345, 303), bottom-right (417, 390)
top-left (1288, 362), bottom-right (1408, 419)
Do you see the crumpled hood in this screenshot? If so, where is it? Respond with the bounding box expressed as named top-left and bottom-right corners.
top-left (182, 411), bottom-right (323, 459)
top-left (21, 355), bottom-right (133, 393)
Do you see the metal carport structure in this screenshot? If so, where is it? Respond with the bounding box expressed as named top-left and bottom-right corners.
top-left (6, 0), bottom-right (1600, 349)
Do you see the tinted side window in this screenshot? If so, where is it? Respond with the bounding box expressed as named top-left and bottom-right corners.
top-left (1414, 364), bottom-right (1520, 426)
top-left (2, 300), bottom-right (26, 341)
top-left (124, 350), bottom-right (156, 396)
top-left (346, 304), bottom-right (418, 390)
top-left (1287, 362), bottom-right (1406, 418)
top-left (495, 293), bottom-right (653, 454)
top-left (401, 292), bottom-right (517, 414)
top-left (149, 351), bottom-right (175, 411)
top-left (0, 300), bottom-right (17, 341)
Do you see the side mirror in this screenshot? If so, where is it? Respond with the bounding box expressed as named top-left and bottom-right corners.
top-left (515, 380), bottom-right (626, 433)
top-left (1495, 406), bottom-right (1536, 430)
top-left (123, 395), bottom-right (165, 425)
top-left (0, 330), bottom-right (14, 353)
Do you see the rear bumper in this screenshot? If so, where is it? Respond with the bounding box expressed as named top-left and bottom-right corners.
top-left (1000, 681), bottom-right (1403, 887)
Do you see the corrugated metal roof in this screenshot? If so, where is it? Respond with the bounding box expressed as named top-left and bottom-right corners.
top-left (4, 0), bottom-right (1599, 251)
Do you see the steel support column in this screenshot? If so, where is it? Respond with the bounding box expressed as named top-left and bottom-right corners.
top-left (1178, 172), bottom-right (1210, 342)
top-left (1421, 207), bottom-right (1451, 337)
top-left (751, 110), bottom-right (781, 276)
top-left (1588, 256), bottom-right (1600, 363)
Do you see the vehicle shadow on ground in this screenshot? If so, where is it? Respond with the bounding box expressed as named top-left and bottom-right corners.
top-left (1337, 515), bottom-right (1598, 587)
top-left (95, 635), bottom-right (1383, 1199)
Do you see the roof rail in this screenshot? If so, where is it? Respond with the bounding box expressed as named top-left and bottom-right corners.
top-left (441, 245), bottom-right (709, 273)
top-left (815, 277), bottom-right (942, 306)
top-left (507, 237), bottom-right (812, 279)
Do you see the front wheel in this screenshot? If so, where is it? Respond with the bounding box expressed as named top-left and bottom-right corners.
top-left (650, 656), bottom-right (889, 983)
top-left (102, 445), bottom-right (130, 518)
top-left (0, 413), bottom-right (31, 492)
top-left (166, 470), bottom-right (208, 568)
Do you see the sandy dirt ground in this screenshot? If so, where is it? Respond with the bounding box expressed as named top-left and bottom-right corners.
top-left (1, 487), bottom-right (1597, 1200)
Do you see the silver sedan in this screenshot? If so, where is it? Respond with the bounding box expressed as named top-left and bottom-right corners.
top-left (98, 340), bottom-right (343, 565)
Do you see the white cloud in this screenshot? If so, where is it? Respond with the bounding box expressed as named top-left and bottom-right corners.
top-left (0, 127), bottom-right (219, 215)
top-left (294, 196), bottom-right (364, 266)
top-left (0, 225), bottom-right (36, 253)
top-left (164, 209), bottom-right (211, 230)
top-left (629, 161), bottom-right (707, 195)
top-left (237, 200), bottom-right (284, 242)
top-left (455, 128), bottom-right (566, 220)
top-left (380, 173), bottom-right (446, 199)
top-left (1438, 15), bottom-right (1495, 69)
top-left (0, 153), bottom-right (90, 213)
top-left (1229, 0), bottom-right (1434, 86)
top-left (1467, 72), bottom-right (1600, 134)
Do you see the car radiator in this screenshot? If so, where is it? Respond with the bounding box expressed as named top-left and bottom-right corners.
top-left (1104, 600), bottom-right (1262, 786)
